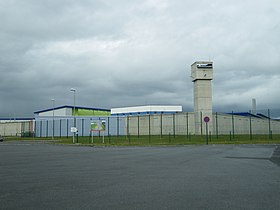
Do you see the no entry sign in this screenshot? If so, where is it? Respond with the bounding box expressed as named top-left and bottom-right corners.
top-left (204, 116), bottom-right (210, 123)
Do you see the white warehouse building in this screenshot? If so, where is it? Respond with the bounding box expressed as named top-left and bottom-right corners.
top-left (111, 105), bottom-right (183, 116)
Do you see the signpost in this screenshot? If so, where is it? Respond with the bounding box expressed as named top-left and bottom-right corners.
top-left (204, 116), bottom-right (210, 145)
top-left (91, 120), bottom-right (106, 143)
top-left (71, 127), bottom-right (78, 143)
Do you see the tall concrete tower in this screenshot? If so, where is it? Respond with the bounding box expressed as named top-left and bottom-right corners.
top-left (191, 61), bottom-right (213, 135)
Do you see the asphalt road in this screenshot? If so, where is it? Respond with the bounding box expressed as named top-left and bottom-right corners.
top-left (0, 141), bottom-right (279, 210)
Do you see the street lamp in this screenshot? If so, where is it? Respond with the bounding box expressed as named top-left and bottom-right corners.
top-left (51, 99), bottom-right (55, 140)
top-left (70, 88), bottom-right (76, 143)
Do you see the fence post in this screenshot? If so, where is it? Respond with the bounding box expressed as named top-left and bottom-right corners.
top-left (98, 117), bottom-right (101, 138)
top-left (206, 122), bottom-right (208, 145)
top-left (40, 120), bottom-right (42, 138)
top-left (249, 116), bottom-right (252, 140)
top-left (66, 119), bottom-right (69, 138)
top-left (215, 112), bottom-right (218, 139)
top-left (52, 118), bottom-right (55, 139)
top-left (127, 115), bottom-right (129, 139)
top-left (108, 117), bottom-right (110, 137)
top-left (60, 119), bottom-right (62, 138)
top-left (231, 111), bottom-right (235, 139)
top-left (173, 113), bottom-right (175, 138)
top-left (160, 114), bottom-right (163, 138)
top-left (138, 115), bottom-right (140, 138)
top-left (148, 115), bottom-right (151, 144)
top-left (34, 120), bottom-right (36, 138)
top-left (200, 112), bottom-right (203, 136)
top-left (46, 120), bottom-right (49, 138)
top-left (117, 116), bottom-right (119, 137)
top-left (186, 112), bottom-right (189, 138)
top-left (268, 109), bottom-right (272, 140)
top-left (82, 119), bottom-right (84, 137)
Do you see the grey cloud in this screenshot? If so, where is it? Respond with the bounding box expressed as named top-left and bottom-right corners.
top-left (0, 0), bottom-right (280, 117)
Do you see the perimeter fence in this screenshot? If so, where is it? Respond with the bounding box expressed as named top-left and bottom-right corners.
top-left (30, 109), bottom-right (280, 144)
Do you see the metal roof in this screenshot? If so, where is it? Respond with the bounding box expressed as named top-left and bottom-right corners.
top-left (34, 105), bottom-right (110, 114)
top-left (228, 112), bottom-right (266, 119)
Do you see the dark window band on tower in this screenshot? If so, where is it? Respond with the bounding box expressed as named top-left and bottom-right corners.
top-left (197, 63), bottom-right (212, 68)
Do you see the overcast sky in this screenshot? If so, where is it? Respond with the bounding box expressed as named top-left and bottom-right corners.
top-left (0, 0), bottom-right (280, 117)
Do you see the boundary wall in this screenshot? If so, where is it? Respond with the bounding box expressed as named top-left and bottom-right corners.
top-left (212, 113), bottom-right (279, 135)
top-left (0, 121), bottom-right (34, 136)
top-left (33, 112), bottom-right (280, 137)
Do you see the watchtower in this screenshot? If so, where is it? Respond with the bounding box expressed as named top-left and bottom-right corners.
top-left (191, 61), bottom-right (213, 135)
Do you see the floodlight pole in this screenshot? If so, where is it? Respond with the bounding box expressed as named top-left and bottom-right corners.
top-left (70, 88), bottom-right (76, 143)
top-left (51, 99), bottom-right (55, 140)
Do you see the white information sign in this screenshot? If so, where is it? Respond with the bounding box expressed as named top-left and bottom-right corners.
top-left (71, 127), bottom-right (78, 133)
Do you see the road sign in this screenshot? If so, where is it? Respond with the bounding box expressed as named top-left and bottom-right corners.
top-left (204, 116), bottom-right (210, 123)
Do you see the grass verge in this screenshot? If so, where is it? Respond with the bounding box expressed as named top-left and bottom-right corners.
top-left (3, 134), bottom-right (280, 146)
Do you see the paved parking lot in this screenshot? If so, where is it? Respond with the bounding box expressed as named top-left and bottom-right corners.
top-left (0, 141), bottom-right (279, 210)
